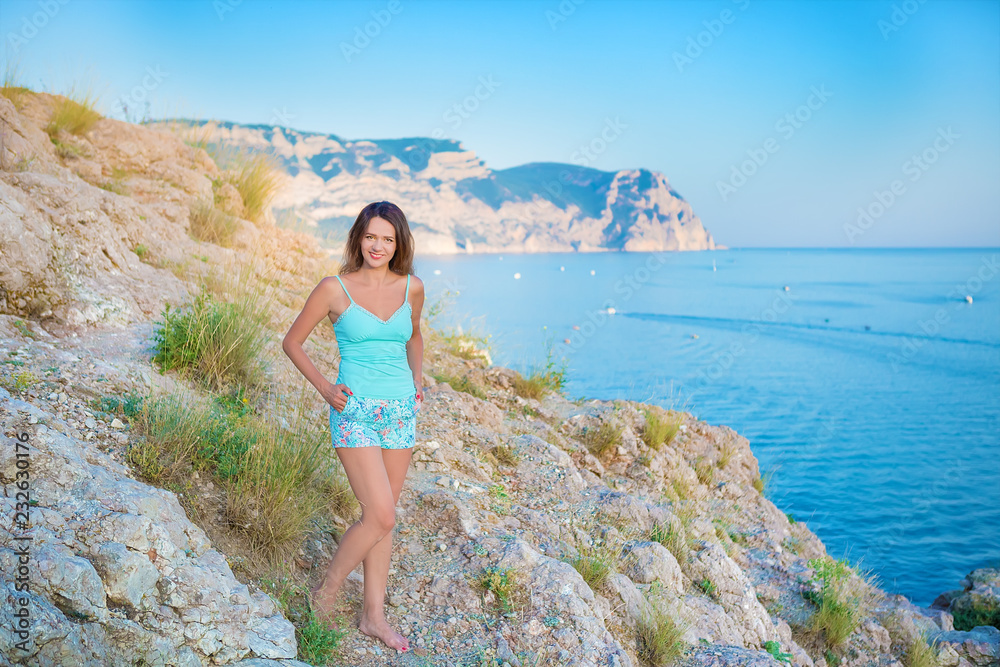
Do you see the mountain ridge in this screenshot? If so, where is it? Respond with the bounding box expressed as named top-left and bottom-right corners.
top-left (159, 118), bottom-right (720, 255)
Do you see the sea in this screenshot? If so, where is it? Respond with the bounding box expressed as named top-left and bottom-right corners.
top-left (416, 248), bottom-right (1000, 608)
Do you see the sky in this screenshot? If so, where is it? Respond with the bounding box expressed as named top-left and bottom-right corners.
top-left (2, 0), bottom-right (998, 248)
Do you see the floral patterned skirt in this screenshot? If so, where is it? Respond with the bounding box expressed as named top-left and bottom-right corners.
top-left (329, 394), bottom-right (417, 450)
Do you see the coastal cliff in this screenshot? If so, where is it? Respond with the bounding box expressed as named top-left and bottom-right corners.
top-left (153, 120), bottom-right (719, 256)
top-left (1, 91), bottom-right (997, 667)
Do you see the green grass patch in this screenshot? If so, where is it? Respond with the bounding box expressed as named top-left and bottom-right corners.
top-left (189, 199), bottom-right (240, 247)
top-left (641, 407), bottom-right (681, 450)
top-left (491, 443), bottom-right (520, 467)
top-left (51, 137), bottom-right (84, 159)
top-left (45, 88), bottom-right (101, 138)
top-left (260, 575), bottom-right (346, 665)
top-left (12, 319), bottom-right (36, 339)
top-left (567, 535), bottom-right (624, 592)
top-left (900, 632), bottom-right (939, 667)
top-left (807, 556), bottom-right (880, 648)
top-left (91, 392), bottom-right (146, 419)
top-left (128, 387), bottom-right (346, 562)
top-left (953, 595), bottom-right (1000, 632)
top-left (763, 640), bottom-right (793, 663)
top-left (717, 436), bottom-right (739, 468)
top-left (694, 456), bottom-right (715, 486)
top-left (636, 600), bottom-right (686, 666)
top-left (580, 420), bottom-right (622, 459)
top-left (1, 370), bottom-right (37, 394)
top-left (512, 369), bottom-right (557, 400)
top-left (513, 343), bottom-right (567, 399)
top-left (476, 566), bottom-right (521, 616)
top-left (151, 280), bottom-right (272, 393)
top-left (430, 370), bottom-right (487, 399)
top-left (212, 145), bottom-right (283, 224)
top-left (649, 521), bottom-right (688, 562)
top-left (439, 329), bottom-right (492, 364)
top-left (782, 536), bottom-right (803, 555)
top-left (488, 483), bottom-right (512, 515)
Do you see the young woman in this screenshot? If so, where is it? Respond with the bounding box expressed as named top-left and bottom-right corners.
top-left (281, 200), bottom-right (424, 654)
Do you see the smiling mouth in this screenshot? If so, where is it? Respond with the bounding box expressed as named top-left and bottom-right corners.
top-left (369, 252), bottom-right (384, 259)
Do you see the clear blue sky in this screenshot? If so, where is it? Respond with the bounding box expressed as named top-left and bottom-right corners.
top-left (3, 0), bottom-right (998, 247)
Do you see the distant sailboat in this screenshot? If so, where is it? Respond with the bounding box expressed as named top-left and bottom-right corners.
top-left (712, 259), bottom-right (717, 272)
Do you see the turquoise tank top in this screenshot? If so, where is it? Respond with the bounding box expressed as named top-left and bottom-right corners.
top-left (333, 273), bottom-right (415, 400)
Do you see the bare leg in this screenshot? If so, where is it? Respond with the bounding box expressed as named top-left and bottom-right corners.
top-left (311, 447), bottom-right (396, 629)
top-left (358, 448), bottom-right (413, 651)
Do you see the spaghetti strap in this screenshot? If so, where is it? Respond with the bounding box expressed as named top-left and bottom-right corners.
top-left (405, 274), bottom-right (411, 300)
top-left (334, 275), bottom-right (355, 304)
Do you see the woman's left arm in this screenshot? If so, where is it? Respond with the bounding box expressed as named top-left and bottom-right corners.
top-left (406, 276), bottom-right (425, 404)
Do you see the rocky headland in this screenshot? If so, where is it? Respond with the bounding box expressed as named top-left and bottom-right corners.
top-left (1, 90), bottom-right (997, 667)
top-left (153, 119), bottom-right (719, 256)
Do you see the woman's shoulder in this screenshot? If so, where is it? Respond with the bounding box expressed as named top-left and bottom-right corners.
top-left (405, 273), bottom-right (424, 292)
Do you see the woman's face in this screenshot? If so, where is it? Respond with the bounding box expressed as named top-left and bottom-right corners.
top-left (361, 216), bottom-right (396, 268)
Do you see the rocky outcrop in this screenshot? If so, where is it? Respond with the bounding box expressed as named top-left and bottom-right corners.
top-left (156, 120), bottom-right (719, 255)
top-left (0, 390), bottom-right (297, 665)
top-left (925, 568), bottom-right (1000, 666)
top-left (0, 93), bottom-right (328, 329)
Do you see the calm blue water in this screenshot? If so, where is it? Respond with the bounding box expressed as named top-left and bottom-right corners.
top-left (416, 248), bottom-right (1000, 607)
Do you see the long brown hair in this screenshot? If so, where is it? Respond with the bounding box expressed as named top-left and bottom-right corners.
top-left (339, 201), bottom-right (415, 275)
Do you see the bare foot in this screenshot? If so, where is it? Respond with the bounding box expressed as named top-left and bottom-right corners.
top-left (358, 616), bottom-right (409, 652)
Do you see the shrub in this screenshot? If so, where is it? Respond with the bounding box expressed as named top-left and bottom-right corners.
top-left (225, 418), bottom-right (331, 561)
top-left (128, 391), bottom-right (217, 484)
top-left (189, 199), bottom-right (240, 247)
top-left (763, 640), bottom-right (793, 663)
top-left (636, 600), bottom-right (686, 666)
top-left (430, 370), bottom-right (487, 399)
top-left (568, 536), bottom-right (623, 592)
top-left (477, 566), bottom-right (521, 615)
top-left (642, 407), bottom-right (681, 450)
top-left (649, 521), bottom-right (688, 562)
top-left (260, 576), bottom-right (345, 664)
top-left (213, 146), bottom-right (283, 224)
top-left (151, 282), bottom-right (272, 393)
top-left (694, 456), bottom-right (715, 486)
top-left (512, 370), bottom-right (554, 400)
top-left (1, 57), bottom-right (31, 110)
top-left (295, 606), bottom-right (345, 662)
top-left (807, 556), bottom-right (881, 647)
top-left (900, 632), bottom-right (939, 667)
top-left (488, 483), bottom-right (512, 515)
top-left (581, 421), bottom-right (622, 459)
top-left (439, 330), bottom-right (492, 364)
top-left (45, 88), bottom-right (101, 138)
top-left (92, 392), bottom-right (146, 419)
top-left (50, 138), bottom-right (84, 159)
top-left (320, 465), bottom-right (358, 522)
top-left (953, 596), bottom-right (1000, 632)
top-left (513, 342), bottom-right (567, 399)
top-left (131, 383), bottom-right (351, 563)
top-left (491, 443), bottom-right (520, 467)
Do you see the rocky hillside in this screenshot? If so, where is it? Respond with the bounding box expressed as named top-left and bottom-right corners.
top-left (160, 120), bottom-right (719, 255)
top-left (1, 91), bottom-right (997, 667)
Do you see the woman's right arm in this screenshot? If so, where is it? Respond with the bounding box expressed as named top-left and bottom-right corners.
top-left (282, 278), bottom-right (338, 394)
